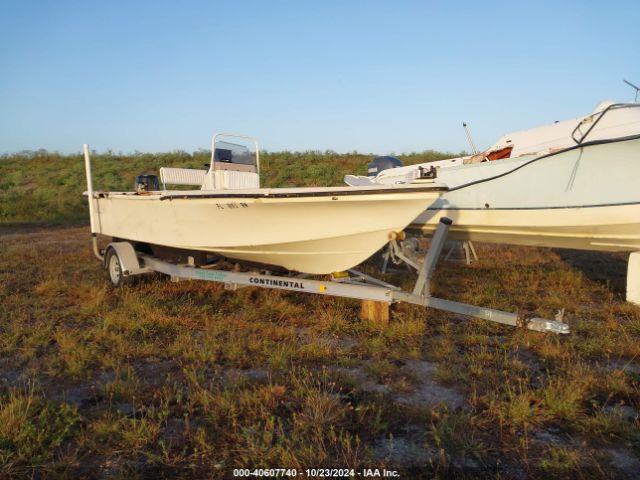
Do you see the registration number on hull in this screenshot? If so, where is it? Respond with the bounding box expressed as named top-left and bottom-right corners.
top-left (215, 202), bottom-right (249, 210)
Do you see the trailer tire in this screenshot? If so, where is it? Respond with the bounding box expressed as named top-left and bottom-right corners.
top-left (105, 248), bottom-right (131, 287)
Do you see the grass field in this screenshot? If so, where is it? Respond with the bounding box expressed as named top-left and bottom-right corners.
top-left (1, 151), bottom-right (639, 478)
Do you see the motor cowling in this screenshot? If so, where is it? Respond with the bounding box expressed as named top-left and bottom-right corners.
top-left (134, 174), bottom-right (160, 192)
top-left (366, 156), bottom-right (403, 177)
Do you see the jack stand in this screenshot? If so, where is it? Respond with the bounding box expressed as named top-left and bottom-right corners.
top-left (628, 252), bottom-right (640, 305)
top-left (445, 241), bottom-right (478, 265)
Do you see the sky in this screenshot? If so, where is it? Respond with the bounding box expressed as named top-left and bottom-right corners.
top-left (1, 0), bottom-right (639, 155)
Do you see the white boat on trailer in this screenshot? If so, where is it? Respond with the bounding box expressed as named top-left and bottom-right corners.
top-left (91, 185), bottom-right (449, 275)
top-left (86, 134), bottom-right (446, 275)
top-left (82, 133), bottom-right (569, 334)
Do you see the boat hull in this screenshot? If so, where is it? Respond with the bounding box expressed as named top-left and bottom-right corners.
top-left (92, 187), bottom-right (443, 274)
top-left (409, 137), bottom-right (640, 252)
top-left (412, 203), bottom-right (640, 252)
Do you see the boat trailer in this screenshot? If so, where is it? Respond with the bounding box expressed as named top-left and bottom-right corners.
top-left (96, 217), bottom-right (570, 335)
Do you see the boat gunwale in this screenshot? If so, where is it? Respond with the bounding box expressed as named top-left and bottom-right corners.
top-left (423, 200), bottom-right (640, 211)
top-left (90, 184), bottom-right (448, 201)
top-left (159, 185), bottom-right (448, 200)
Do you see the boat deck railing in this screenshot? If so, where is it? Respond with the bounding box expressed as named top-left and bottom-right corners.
top-left (571, 102), bottom-right (640, 145)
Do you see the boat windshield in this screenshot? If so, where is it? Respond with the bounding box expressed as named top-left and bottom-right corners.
top-left (214, 141), bottom-right (256, 166)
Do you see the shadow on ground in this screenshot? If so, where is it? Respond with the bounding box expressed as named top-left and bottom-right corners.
top-left (554, 249), bottom-right (629, 295)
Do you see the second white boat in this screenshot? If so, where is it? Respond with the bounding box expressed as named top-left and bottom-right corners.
top-left (347, 102), bottom-right (640, 253)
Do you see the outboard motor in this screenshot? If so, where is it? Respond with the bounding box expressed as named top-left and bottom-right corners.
top-left (366, 156), bottom-right (403, 177)
top-left (134, 174), bottom-right (160, 193)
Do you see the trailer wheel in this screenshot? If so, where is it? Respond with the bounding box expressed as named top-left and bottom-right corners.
top-left (105, 248), bottom-right (129, 287)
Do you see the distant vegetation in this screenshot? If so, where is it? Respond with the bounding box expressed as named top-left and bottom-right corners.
top-left (0, 149), bottom-right (460, 225)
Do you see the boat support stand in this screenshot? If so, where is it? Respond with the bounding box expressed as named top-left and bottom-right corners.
top-left (101, 218), bottom-right (570, 335)
top-left (628, 252), bottom-right (640, 306)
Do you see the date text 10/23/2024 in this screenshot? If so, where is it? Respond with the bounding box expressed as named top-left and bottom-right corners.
top-left (233, 468), bottom-right (401, 478)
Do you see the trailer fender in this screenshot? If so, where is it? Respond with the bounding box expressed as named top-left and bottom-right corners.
top-left (103, 242), bottom-right (151, 276)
